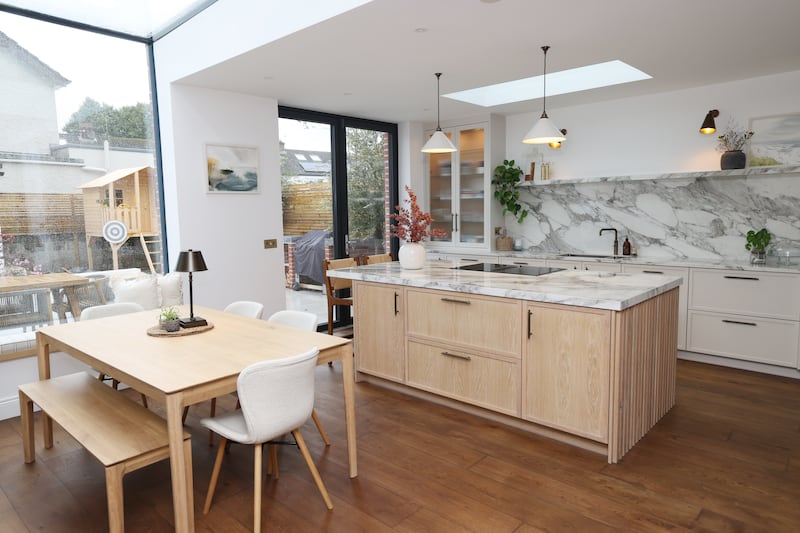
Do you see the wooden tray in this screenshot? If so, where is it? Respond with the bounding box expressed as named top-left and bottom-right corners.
top-left (147, 322), bottom-right (214, 337)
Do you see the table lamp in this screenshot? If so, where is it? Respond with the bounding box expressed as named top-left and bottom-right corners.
top-left (174, 249), bottom-right (208, 328)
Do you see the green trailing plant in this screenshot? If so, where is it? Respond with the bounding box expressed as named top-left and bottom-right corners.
top-left (745, 228), bottom-right (771, 252)
top-left (492, 159), bottom-right (528, 223)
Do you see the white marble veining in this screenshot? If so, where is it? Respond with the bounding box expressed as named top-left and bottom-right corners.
top-left (507, 168), bottom-right (800, 262)
top-left (328, 262), bottom-right (681, 311)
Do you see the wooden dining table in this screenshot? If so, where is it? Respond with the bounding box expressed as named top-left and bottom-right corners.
top-left (35, 305), bottom-right (356, 532)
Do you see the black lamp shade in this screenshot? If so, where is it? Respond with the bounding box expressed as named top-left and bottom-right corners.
top-left (700, 109), bottom-right (719, 135)
top-left (175, 249), bottom-right (208, 272)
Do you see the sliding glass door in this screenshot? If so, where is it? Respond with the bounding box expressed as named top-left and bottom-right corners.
top-left (279, 108), bottom-right (397, 330)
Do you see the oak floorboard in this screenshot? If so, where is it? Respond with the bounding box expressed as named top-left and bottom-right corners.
top-left (1, 360), bottom-right (798, 532)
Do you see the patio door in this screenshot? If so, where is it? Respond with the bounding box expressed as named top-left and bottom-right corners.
top-left (279, 107), bottom-right (398, 331)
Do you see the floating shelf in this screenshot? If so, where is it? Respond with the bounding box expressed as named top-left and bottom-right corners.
top-left (520, 164), bottom-right (800, 187)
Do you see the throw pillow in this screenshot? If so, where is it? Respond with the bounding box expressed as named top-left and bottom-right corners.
top-left (158, 272), bottom-right (184, 307)
top-left (109, 275), bottom-right (159, 310)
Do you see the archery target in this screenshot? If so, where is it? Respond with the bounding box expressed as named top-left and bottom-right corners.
top-left (102, 220), bottom-right (128, 244)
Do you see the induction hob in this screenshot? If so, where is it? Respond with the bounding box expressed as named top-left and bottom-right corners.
top-left (455, 263), bottom-right (564, 277)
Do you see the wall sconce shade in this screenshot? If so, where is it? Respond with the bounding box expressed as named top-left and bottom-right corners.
top-left (174, 249), bottom-right (208, 328)
top-left (700, 109), bottom-right (719, 135)
top-left (523, 45), bottom-right (566, 145)
top-left (421, 72), bottom-right (457, 153)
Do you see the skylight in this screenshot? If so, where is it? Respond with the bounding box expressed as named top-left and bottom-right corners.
top-left (444, 60), bottom-right (651, 108)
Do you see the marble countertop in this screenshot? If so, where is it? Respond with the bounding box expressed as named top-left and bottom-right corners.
top-left (328, 261), bottom-right (682, 311)
top-left (491, 251), bottom-right (800, 274)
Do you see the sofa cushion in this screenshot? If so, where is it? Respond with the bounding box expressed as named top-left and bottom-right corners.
top-left (109, 275), bottom-right (159, 310)
top-left (158, 272), bottom-right (183, 307)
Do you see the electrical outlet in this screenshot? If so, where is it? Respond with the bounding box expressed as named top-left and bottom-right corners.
top-left (263, 239), bottom-right (277, 249)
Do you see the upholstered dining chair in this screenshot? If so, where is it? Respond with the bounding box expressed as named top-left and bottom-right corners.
top-left (223, 300), bottom-right (265, 319)
top-left (201, 348), bottom-right (333, 532)
top-left (268, 310), bottom-right (330, 446)
top-left (80, 302), bottom-right (148, 407)
top-left (322, 257), bottom-right (358, 336)
top-left (195, 300), bottom-right (266, 441)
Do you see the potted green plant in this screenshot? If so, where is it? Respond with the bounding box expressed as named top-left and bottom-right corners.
top-left (492, 159), bottom-right (528, 223)
top-left (745, 227), bottom-right (771, 264)
top-left (160, 306), bottom-right (181, 332)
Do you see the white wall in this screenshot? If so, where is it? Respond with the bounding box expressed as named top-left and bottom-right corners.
top-left (164, 84), bottom-right (285, 315)
top-left (504, 70), bottom-right (800, 180)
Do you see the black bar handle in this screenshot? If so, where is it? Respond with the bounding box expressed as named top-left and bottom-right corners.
top-left (441, 297), bottom-right (470, 305)
top-left (642, 270), bottom-right (664, 274)
top-left (527, 309), bottom-right (533, 339)
top-left (394, 291), bottom-right (398, 316)
top-left (722, 319), bottom-right (757, 326)
top-left (724, 275), bottom-right (759, 281)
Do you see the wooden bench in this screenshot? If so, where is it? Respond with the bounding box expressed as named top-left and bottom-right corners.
top-left (19, 372), bottom-right (191, 533)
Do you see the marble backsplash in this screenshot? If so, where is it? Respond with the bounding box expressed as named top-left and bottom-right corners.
top-left (511, 168), bottom-right (800, 262)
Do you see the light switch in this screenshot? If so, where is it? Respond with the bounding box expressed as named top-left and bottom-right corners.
top-left (264, 239), bottom-right (277, 249)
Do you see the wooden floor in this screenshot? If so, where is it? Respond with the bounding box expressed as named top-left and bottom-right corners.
top-left (0, 359), bottom-right (798, 532)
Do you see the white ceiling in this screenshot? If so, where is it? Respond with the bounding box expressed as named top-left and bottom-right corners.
top-left (181, 0), bottom-right (800, 124)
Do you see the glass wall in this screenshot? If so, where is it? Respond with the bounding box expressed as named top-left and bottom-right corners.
top-left (0, 13), bottom-right (160, 358)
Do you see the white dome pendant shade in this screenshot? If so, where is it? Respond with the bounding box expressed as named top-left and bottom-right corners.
top-left (522, 45), bottom-right (566, 145)
top-left (421, 72), bottom-right (457, 153)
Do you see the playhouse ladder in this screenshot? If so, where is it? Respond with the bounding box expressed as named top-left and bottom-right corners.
top-left (139, 235), bottom-right (163, 274)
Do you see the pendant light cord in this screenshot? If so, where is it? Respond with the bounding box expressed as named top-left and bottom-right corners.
top-left (434, 72), bottom-right (443, 131)
top-left (541, 45), bottom-right (550, 119)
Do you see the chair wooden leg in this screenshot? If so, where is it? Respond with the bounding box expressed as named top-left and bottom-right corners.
top-left (140, 394), bottom-right (148, 409)
top-left (326, 304), bottom-right (334, 335)
top-left (182, 406), bottom-right (189, 424)
top-left (292, 429), bottom-right (333, 510)
top-left (269, 444), bottom-right (279, 479)
top-left (254, 443), bottom-right (263, 533)
top-left (311, 409), bottom-right (331, 446)
top-left (208, 397), bottom-right (217, 446)
top-left (203, 436), bottom-right (227, 515)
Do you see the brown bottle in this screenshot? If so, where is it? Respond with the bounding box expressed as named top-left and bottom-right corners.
top-left (622, 237), bottom-right (631, 256)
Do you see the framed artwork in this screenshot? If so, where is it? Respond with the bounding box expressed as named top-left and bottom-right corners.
top-left (206, 144), bottom-right (259, 193)
top-left (747, 113), bottom-right (800, 167)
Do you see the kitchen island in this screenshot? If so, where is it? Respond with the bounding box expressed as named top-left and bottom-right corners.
top-left (328, 261), bottom-right (682, 463)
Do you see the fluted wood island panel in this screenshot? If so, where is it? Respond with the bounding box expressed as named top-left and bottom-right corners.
top-left (334, 263), bottom-right (681, 463)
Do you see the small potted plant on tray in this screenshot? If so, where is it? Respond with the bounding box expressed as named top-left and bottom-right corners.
top-left (745, 227), bottom-right (771, 264)
top-left (160, 306), bottom-right (181, 332)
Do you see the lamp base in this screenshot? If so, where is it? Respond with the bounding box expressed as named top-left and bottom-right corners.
top-left (180, 316), bottom-right (208, 328)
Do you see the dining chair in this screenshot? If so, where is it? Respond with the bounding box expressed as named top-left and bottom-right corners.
top-left (267, 310), bottom-right (330, 446)
top-left (359, 252), bottom-right (393, 265)
top-left (80, 302), bottom-right (149, 407)
top-left (322, 257), bottom-right (358, 336)
top-left (194, 300), bottom-right (266, 441)
top-left (201, 348), bottom-right (333, 532)
top-left (223, 300), bottom-right (265, 319)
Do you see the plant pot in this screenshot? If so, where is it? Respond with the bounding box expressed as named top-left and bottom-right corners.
top-left (721, 150), bottom-right (746, 170)
top-left (749, 250), bottom-right (767, 265)
top-left (398, 242), bottom-right (426, 269)
top-left (162, 318), bottom-right (181, 332)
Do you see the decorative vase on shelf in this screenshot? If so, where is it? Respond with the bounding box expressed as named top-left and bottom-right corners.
top-left (720, 150), bottom-right (746, 170)
top-left (398, 242), bottom-right (426, 269)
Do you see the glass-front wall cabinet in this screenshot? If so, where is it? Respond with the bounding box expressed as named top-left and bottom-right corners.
top-left (427, 126), bottom-right (487, 247)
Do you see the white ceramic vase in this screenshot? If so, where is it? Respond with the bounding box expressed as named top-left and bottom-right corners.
top-left (398, 242), bottom-right (426, 269)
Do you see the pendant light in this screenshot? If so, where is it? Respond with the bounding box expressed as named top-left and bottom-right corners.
top-left (523, 46), bottom-right (566, 145)
top-left (699, 109), bottom-right (719, 135)
top-left (421, 72), bottom-right (457, 153)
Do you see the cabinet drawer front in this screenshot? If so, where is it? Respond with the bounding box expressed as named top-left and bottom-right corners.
top-left (689, 269), bottom-right (800, 319)
top-left (687, 311), bottom-right (799, 367)
top-left (622, 265), bottom-right (688, 350)
top-left (406, 289), bottom-right (522, 357)
top-left (407, 341), bottom-right (520, 416)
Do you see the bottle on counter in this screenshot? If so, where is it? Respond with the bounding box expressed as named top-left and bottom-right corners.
top-left (622, 237), bottom-right (631, 256)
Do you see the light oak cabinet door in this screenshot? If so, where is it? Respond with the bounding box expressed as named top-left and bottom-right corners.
top-left (406, 288), bottom-right (522, 358)
top-left (407, 341), bottom-right (520, 416)
top-left (354, 282), bottom-right (405, 382)
top-left (524, 303), bottom-right (611, 443)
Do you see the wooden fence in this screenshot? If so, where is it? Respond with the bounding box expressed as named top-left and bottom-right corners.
top-left (0, 193), bottom-right (84, 235)
top-left (282, 181), bottom-right (331, 236)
